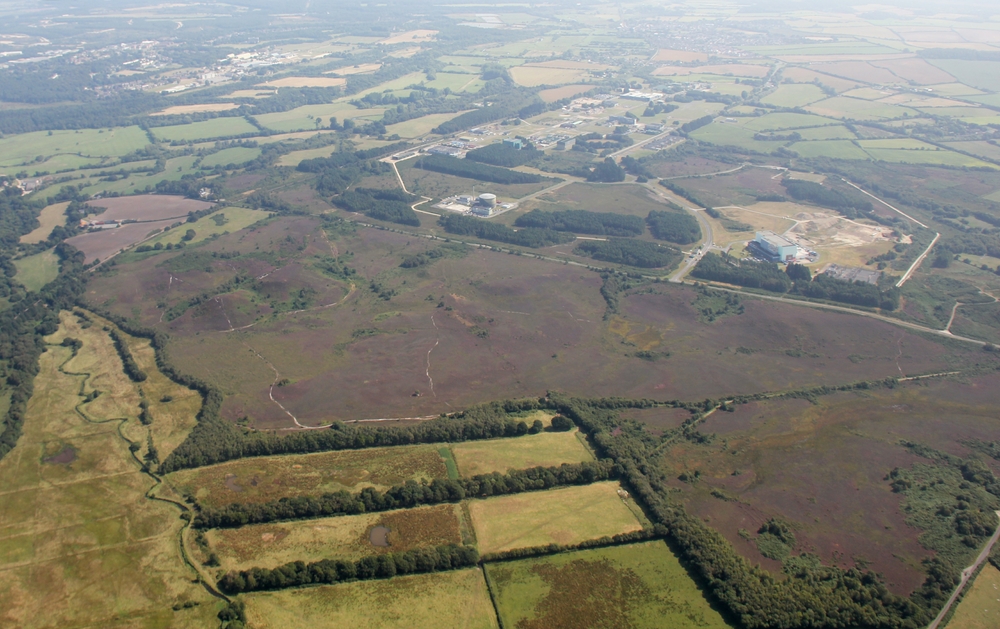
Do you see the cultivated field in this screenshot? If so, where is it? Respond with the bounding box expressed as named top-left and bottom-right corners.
top-left (243, 568), bottom-right (498, 629)
top-left (201, 147), bottom-right (261, 168)
top-left (468, 481), bottom-right (643, 554)
top-left (259, 77), bottom-right (346, 88)
top-left (66, 219), bottom-right (178, 263)
top-left (948, 564), bottom-right (1000, 629)
top-left (487, 541), bottom-right (732, 629)
top-left (167, 444), bottom-right (450, 507)
top-left (152, 117), bottom-right (259, 142)
top-left (151, 103), bottom-right (239, 116)
top-left (0, 126), bottom-right (149, 167)
top-left (450, 428), bottom-right (593, 476)
top-left (0, 313), bottom-right (217, 628)
top-left (86, 195), bottom-right (214, 222)
top-left (205, 504), bottom-right (464, 571)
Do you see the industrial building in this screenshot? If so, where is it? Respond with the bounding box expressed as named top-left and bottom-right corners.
top-left (502, 138), bottom-right (523, 150)
top-left (752, 231), bottom-right (799, 263)
top-left (609, 115), bottom-right (637, 126)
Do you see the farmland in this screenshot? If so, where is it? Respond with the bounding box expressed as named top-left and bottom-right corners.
top-left (468, 481), bottom-right (644, 553)
top-left (451, 428), bottom-right (593, 476)
top-left (243, 568), bottom-right (498, 629)
top-left (487, 541), bottom-right (730, 629)
top-left (86, 195), bottom-right (214, 222)
top-left (19, 202), bottom-right (68, 243)
top-left (151, 118), bottom-right (259, 142)
top-left (948, 564), bottom-right (1000, 629)
top-left (13, 249), bottom-right (59, 291)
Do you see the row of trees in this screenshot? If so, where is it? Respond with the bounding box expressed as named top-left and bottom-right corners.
top-left (691, 252), bottom-right (793, 292)
top-left (513, 209), bottom-right (645, 237)
top-left (647, 209), bottom-right (702, 245)
top-left (108, 329), bottom-right (148, 382)
top-left (792, 273), bottom-right (900, 310)
top-left (782, 180), bottom-right (873, 219)
top-left (218, 544), bottom-right (479, 594)
top-left (438, 214), bottom-right (573, 248)
top-left (414, 154), bottom-right (546, 185)
top-left (334, 188), bottom-right (420, 226)
top-left (575, 239), bottom-right (680, 269)
top-left (195, 460), bottom-right (615, 529)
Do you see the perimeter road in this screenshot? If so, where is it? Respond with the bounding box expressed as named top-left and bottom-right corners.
top-left (896, 232), bottom-right (940, 288)
top-left (926, 511), bottom-right (1000, 629)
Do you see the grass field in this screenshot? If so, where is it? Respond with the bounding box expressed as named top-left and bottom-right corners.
top-left (0, 312), bottom-right (218, 628)
top-left (0, 126), bottom-right (149, 167)
top-left (145, 207), bottom-right (270, 247)
top-left (487, 541), bottom-right (732, 629)
top-left (509, 65), bottom-right (589, 87)
top-left (539, 84), bottom-right (594, 102)
top-left (865, 148), bottom-right (995, 168)
top-left (80, 154), bottom-right (200, 196)
top-left (259, 76), bottom-right (346, 88)
top-left (243, 568), bottom-right (498, 629)
top-left (19, 202), bottom-right (68, 244)
top-left (151, 103), bottom-right (239, 116)
top-left (806, 96), bottom-right (917, 120)
top-left (167, 444), bottom-right (450, 508)
top-left (254, 103), bottom-right (385, 133)
top-left (13, 249), bottom-right (59, 291)
top-left (928, 60), bottom-right (1000, 92)
top-left (794, 125), bottom-right (857, 140)
top-left (277, 145), bottom-right (338, 167)
top-left (152, 117), bottom-right (259, 142)
top-left (468, 481), bottom-right (643, 554)
top-left (206, 503), bottom-right (463, 571)
top-left (451, 429), bottom-right (593, 476)
top-left (760, 83), bottom-right (829, 108)
top-left (689, 123), bottom-right (780, 153)
top-left (791, 139), bottom-right (871, 160)
top-left (947, 564), bottom-right (1000, 629)
top-left (742, 112), bottom-right (840, 131)
top-left (397, 160), bottom-right (555, 202)
top-left (385, 111), bottom-right (471, 139)
top-left (201, 146), bottom-right (262, 168)
top-left (945, 141), bottom-right (1000, 162)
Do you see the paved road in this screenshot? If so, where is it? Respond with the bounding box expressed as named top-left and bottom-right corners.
top-left (927, 511), bottom-right (1000, 629)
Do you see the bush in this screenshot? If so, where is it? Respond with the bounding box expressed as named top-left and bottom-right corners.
top-left (550, 415), bottom-right (574, 431)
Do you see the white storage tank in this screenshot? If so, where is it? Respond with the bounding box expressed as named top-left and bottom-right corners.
top-left (478, 193), bottom-right (497, 208)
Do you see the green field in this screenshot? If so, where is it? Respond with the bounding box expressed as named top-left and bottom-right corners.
top-left (742, 112), bottom-right (839, 131)
top-left (946, 563), bottom-right (1000, 629)
top-left (80, 155), bottom-right (200, 196)
top-left (928, 60), bottom-right (1000, 92)
top-left (28, 153), bottom-right (103, 174)
top-left (0, 313), bottom-right (218, 627)
top-left (13, 249), bottom-right (60, 291)
top-left (152, 117), bottom-right (259, 142)
top-left (468, 481), bottom-right (643, 554)
top-left (794, 125), bottom-right (857, 140)
top-left (243, 568), bottom-right (499, 629)
top-left (487, 541), bottom-right (733, 629)
top-left (206, 503), bottom-right (464, 571)
top-left (864, 148), bottom-right (995, 168)
top-left (451, 429), bottom-right (593, 477)
top-left (254, 103), bottom-right (385, 133)
top-left (168, 443), bottom-right (450, 508)
top-left (423, 72), bottom-right (483, 92)
top-left (806, 96), bottom-right (918, 120)
top-left (385, 111), bottom-right (471, 139)
top-left (200, 146), bottom-right (262, 168)
top-left (145, 207), bottom-right (270, 247)
top-left (689, 123), bottom-right (782, 153)
top-left (760, 83), bottom-right (830, 108)
top-left (0, 126), bottom-right (149, 167)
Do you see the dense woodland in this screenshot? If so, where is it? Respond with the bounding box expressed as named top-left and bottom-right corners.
top-left (465, 143), bottom-right (541, 168)
top-left (575, 238), bottom-right (680, 269)
top-left (692, 252), bottom-right (793, 292)
top-left (513, 209), bottom-right (645, 236)
top-left (334, 188), bottom-right (421, 226)
top-left (647, 209), bottom-right (702, 245)
top-left (414, 154), bottom-right (547, 185)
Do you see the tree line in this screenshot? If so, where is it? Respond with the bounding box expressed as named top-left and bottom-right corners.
top-left (465, 143), bottom-right (541, 168)
top-left (782, 180), bottom-right (873, 219)
top-left (692, 252), bottom-right (793, 292)
top-left (218, 544), bottom-right (479, 594)
top-left (575, 239), bottom-right (680, 269)
top-left (194, 460), bottom-right (615, 529)
top-left (108, 329), bottom-right (148, 383)
top-left (513, 209), bottom-right (645, 237)
top-left (414, 154), bottom-right (546, 185)
top-left (438, 214), bottom-right (574, 248)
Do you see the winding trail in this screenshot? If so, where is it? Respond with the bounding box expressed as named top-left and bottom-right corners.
top-left (926, 511), bottom-right (1000, 629)
top-left (426, 314), bottom-right (439, 397)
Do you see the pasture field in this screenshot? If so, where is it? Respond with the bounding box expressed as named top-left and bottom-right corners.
top-left (326, 62), bottom-right (382, 75)
top-left (509, 65), bottom-right (590, 87)
top-left (79, 155), bottom-right (201, 197)
top-left (26, 153), bottom-right (101, 174)
top-left (502, 181), bottom-right (682, 225)
top-left (669, 376), bottom-right (1000, 592)
top-left (487, 541), bottom-right (732, 629)
top-left (152, 117), bottom-right (259, 142)
top-left (468, 481), bottom-right (643, 554)
top-left (167, 444), bottom-right (450, 508)
top-left (0, 126), bottom-right (149, 167)
top-left (201, 146), bottom-right (262, 168)
top-left (651, 48), bottom-right (708, 63)
top-left (945, 141), bottom-right (1000, 162)
top-left (538, 84), bottom-right (594, 102)
top-left (688, 123), bottom-right (780, 153)
top-left (385, 111), bottom-right (471, 139)
top-left (741, 112), bottom-right (839, 131)
top-left (791, 139), bottom-right (870, 160)
top-left (423, 73), bottom-right (482, 93)
top-left (806, 96), bottom-right (917, 120)
top-left (243, 568), bottom-right (498, 629)
top-left (794, 125), bottom-right (857, 140)
top-left (144, 207), bottom-right (270, 247)
top-left (864, 148), bottom-right (995, 168)
top-left (927, 60), bottom-right (1000, 92)
top-left (87, 195), bottom-right (214, 222)
top-left (781, 67), bottom-right (861, 92)
top-left (254, 103), bottom-right (385, 133)
top-left (450, 428), bottom-right (592, 476)
top-left (205, 504), bottom-right (464, 571)
top-left (0, 313), bottom-right (218, 628)
top-left (19, 201), bottom-right (68, 244)
top-left (277, 145), bottom-right (338, 167)
top-left (259, 76), bottom-right (346, 88)
top-left (948, 564), bottom-right (1000, 629)
top-left (13, 248), bottom-right (59, 291)
top-left (760, 83), bottom-right (829, 108)
top-left (151, 103), bottom-right (239, 116)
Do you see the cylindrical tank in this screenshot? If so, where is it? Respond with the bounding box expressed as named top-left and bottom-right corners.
top-left (479, 193), bottom-right (497, 207)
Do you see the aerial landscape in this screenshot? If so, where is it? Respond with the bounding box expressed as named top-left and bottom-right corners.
top-left (3, 0), bottom-right (1000, 627)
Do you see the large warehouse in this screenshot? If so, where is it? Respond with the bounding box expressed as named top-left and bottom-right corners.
top-left (753, 231), bottom-right (799, 262)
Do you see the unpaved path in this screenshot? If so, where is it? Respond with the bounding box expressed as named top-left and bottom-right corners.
top-left (927, 511), bottom-right (1000, 629)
